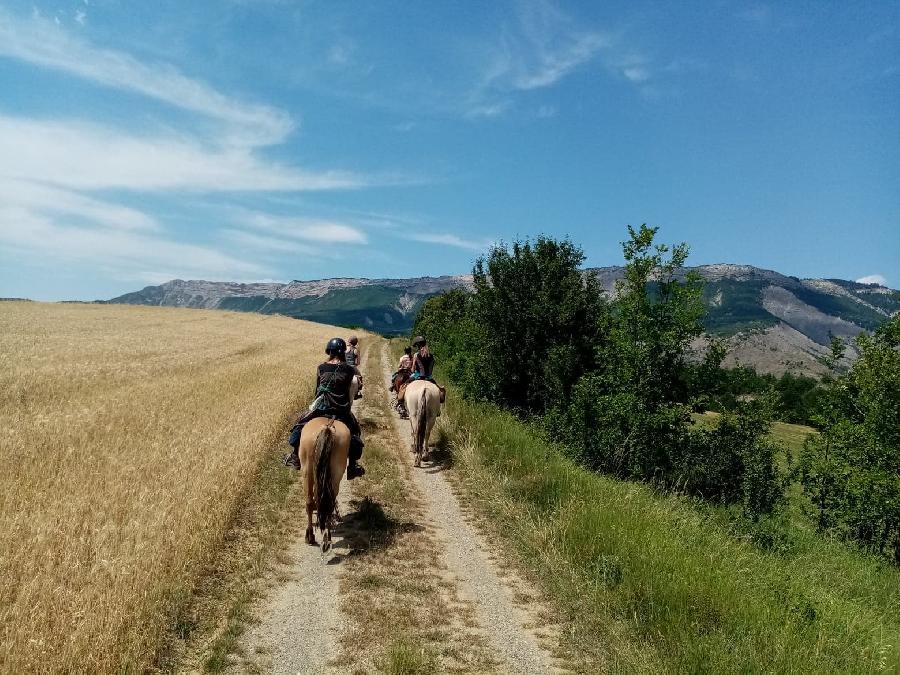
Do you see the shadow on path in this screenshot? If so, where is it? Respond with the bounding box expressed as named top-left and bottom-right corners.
top-left (332, 495), bottom-right (424, 564)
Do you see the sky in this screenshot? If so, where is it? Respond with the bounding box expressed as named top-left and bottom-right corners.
top-left (0, 0), bottom-right (898, 301)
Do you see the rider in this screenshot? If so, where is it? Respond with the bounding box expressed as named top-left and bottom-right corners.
top-left (391, 346), bottom-right (414, 417)
top-left (346, 335), bottom-right (361, 369)
top-left (345, 335), bottom-right (362, 399)
top-left (410, 336), bottom-right (435, 382)
top-left (409, 336), bottom-right (445, 403)
top-left (284, 337), bottom-right (366, 479)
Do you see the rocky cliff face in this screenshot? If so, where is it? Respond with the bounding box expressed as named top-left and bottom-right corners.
top-left (110, 266), bottom-right (897, 376)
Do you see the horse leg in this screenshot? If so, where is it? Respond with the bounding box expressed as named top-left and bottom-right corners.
top-left (305, 497), bottom-right (316, 545)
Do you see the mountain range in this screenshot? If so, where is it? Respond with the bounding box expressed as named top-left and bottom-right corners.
top-left (110, 265), bottom-right (898, 377)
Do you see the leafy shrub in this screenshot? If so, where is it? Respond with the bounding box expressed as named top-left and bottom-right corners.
top-left (800, 316), bottom-right (900, 561)
top-left (469, 237), bottom-right (608, 413)
top-left (682, 403), bottom-right (785, 517)
top-left (414, 225), bottom-right (785, 518)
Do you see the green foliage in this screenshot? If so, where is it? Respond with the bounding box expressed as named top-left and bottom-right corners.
top-left (441, 388), bottom-right (900, 672)
top-left (800, 315), bottom-right (900, 562)
top-left (415, 225), bottom-right (785, 519)
top-left (411, 289), bottom-right (487, 397)
top-left (688, 359), bottom-right (824, 427)
top-left (468, 236), bottom-right (608, 413)
top-left (683, 401), bottom-right (785, 517)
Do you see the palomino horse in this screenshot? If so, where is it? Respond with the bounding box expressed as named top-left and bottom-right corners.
top-left (299, 416), bottom-right (350, 552)
top-left (404, 379), bottom-right (442, 467)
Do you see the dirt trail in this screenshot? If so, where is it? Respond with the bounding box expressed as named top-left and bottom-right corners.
top-left (379, 341), bottom-right (563, 674)
top-left (228, 351), bottom-right (365, 674)
top-left (230, 340), bottom-right (561, 673)
top-left (230, 486), bottom-right (351, 674)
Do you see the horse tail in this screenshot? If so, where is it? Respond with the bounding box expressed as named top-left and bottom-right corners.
top-left (415, 388), bottom-right (428, 454)
top-left (314, 425), bottom-right (336, 531)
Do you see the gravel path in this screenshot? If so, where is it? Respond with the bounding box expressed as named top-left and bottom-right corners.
top-left (379, 342), bottom-right (562, 674)
top-left (229, 349), bottom-right (369, 675)
top-left (230, 487), bottom-right (352, 674)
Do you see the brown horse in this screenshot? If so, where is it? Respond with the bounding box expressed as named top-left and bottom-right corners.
top-left (404, 379), bottom-right (442, 467)
top-left (299, 416), bottom-right (350, 551)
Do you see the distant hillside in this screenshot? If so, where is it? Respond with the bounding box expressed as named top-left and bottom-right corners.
top-left (109, 276), bottom-right (473, 334)
top-left (110, 265), bottom-right (898, 376)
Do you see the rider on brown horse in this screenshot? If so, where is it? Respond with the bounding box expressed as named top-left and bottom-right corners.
top-left (284, 337), bottom-right (365, 479)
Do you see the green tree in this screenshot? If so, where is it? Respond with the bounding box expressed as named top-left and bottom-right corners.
top-left (800, 315), bottom-right (900, 561)
top-left (470, 237), bottom-right (608, 413)
top-left (411, 289), bottom-right (487, 398)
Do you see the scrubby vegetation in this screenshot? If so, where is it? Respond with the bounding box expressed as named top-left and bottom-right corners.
top-left (415, 224), bottom-right (899, 565)
top-left (436, 388), bottom-right (900, 672)
top-left (416, 225), bottom-right (785, 519)
top-left (800, 320), bottom-right (900, 562)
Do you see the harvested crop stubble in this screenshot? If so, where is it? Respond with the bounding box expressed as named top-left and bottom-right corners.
top-left (0, 302), bottom-right (337, 673)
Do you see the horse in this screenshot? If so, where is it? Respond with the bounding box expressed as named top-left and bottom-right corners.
top-left (404, 379), bottom-right (442, 467)
top-left (299, 416), bottom-right (350, 552)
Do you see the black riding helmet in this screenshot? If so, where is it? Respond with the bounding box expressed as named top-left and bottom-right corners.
top-left (412, 335), bottom-right (426, 348)
top-left (325, 337), bottom-right (347, 356)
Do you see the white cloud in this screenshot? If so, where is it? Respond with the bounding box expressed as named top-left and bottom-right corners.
top-left (74, 10), bottom-right (86, 26)
top-left (482, 2), bottom-right (610, 93)
top-left (0, 115), bottom-right (366, 192)
top-left (0, 7), bottom-right (292, 145)
top-left (221, 229), bottom-right (319, 255)
top-left (406, 232), bottom-right (490, 251)
top-left (856, 274), bottom-right (888, 286)
top-left (244, 212), bottom-right (368, 244)
top-left (622, 66), bottom-right (650, 83)
top-left (0, 178), bottom-right (159, 231)
top-left (0, 206), bottom-right (267, 283)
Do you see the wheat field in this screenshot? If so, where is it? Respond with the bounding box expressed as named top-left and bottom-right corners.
top-left (0, 302), bottom-right (341, 673)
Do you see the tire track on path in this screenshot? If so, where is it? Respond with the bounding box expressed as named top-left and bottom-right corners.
top-left (379, 341), bottom-right (564, 674)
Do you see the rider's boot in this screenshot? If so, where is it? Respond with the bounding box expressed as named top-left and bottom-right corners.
top-left (283, 447), bottom-right (301, 469)
top-left (347, 435), bottom-right (365, 479)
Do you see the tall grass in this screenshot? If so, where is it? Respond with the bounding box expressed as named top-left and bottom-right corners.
top-left (0, 302), bottom-right (339, 673)
top-left (440, 391), bottom-right (900, 672)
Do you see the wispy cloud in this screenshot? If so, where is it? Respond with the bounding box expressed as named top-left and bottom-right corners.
top-left (0, 178), bottom-right (159, 231)
top-left (0, 206), bottom-right (267, 285)
top-left (466, 0), bottom-right (657, 117)
top-left (735, 4), bottom-right (772, 27)
top-left (0, 7), bottom-right (292, 146)
top-left (243, 212), bottom-right (369, 244)
top-left (480, 1), bottom-right (610, 94)
top-left (0, 115), bottom-right (366, 192)
top-left (406, 232), bottom-right (491, 251)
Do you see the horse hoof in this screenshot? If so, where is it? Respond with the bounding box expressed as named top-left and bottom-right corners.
top-left (305, 532), bottom-right (317, 546)
top-left (414, 457), bottom-right (421, 468)
top-left (322, 540), bottom-right (332, 553)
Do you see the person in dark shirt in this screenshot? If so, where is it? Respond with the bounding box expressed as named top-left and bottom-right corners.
top-left (410, 336), bottom-right (435, 381)
top-left (284, 337), bottom-right (365, 479)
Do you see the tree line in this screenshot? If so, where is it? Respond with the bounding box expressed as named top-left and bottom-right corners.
top-left (413, 225), bottom-right (900, 562)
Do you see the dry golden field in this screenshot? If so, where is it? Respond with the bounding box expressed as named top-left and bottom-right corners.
top-left (0, 302), bottom-right (341, 673)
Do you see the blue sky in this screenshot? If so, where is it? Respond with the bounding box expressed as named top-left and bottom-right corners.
top-left (0, 0), bottom-right (898, 300)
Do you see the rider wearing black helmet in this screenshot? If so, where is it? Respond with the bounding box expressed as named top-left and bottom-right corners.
top-left (284, 337), bottom-right (365, 479)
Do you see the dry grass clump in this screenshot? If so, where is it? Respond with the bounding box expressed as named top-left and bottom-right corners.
top-left (0, 302), bottom-right (340, 673)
